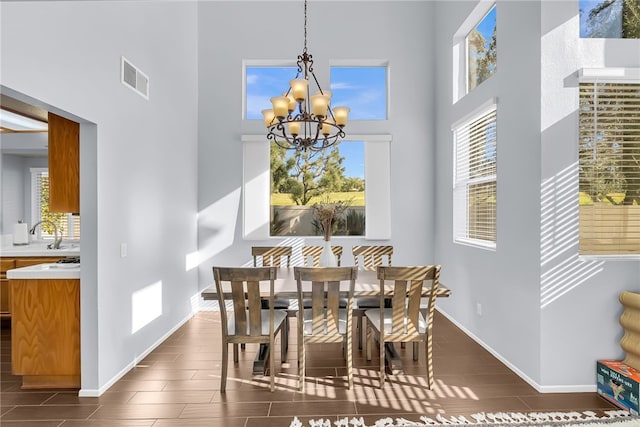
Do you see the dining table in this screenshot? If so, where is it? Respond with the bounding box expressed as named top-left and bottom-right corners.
top-left (200, 267), bottom-right (451, 374)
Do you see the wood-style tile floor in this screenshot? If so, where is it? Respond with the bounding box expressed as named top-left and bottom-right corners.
top-left (0, 312), bottom-right (616, 426)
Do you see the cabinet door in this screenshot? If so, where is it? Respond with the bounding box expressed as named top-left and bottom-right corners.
top-left (48, 112), bottom-right (79, 213)
top-left (1, 259), bottom-right (16, 315)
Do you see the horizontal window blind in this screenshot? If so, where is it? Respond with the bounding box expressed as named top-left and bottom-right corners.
top-left (31, 169), bottom-right (80, 241)
top-left (579, 82), bottom-right (640, 255)
top-left (453, 106), bottom-right (497, 246)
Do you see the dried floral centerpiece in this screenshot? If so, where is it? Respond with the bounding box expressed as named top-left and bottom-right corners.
top-left (312, 197), bottom-right (351, 242)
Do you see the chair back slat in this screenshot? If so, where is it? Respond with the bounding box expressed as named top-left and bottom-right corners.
top-left (311, 281), bottom-right (325, 335)
top-left (252, 246), bottom-right (292, 267)
top-left (230, 280), bottom-right (248, 336)
top-left (326, 280), bottom-right (341, 335)
top-left (301, 245), bottom-right (343, 267)
top-left (352, 245), bottom-right (393, 271)
top-left (246, 280), bottom-right (263, 336)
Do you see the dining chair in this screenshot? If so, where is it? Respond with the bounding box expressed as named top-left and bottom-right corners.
top-left (294, 266), bottom-right (358, 392)
top-left (351, 245), bottom-right (394, 349)
top-left (213, 266), bottom-right (287, 392)
top-left (301, 245), bottom-right (343, 267)
top-left (364, 265), bottom-right (441, 389)
top-left (252, 246), bottom-right (292, 267)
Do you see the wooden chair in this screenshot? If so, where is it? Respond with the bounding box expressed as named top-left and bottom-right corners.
top-left (364, 265), bottom-right (441, 388)
top-left (352, 245), bottom-right (393, 349)
top-left (301, 245), bottom-right (343, 267)
top-left (294, 266), bottom-right (358, 392)
top-left (252, 246), bottom-right (292, 267)
top-left (213, 266), bottom-right (287, 392)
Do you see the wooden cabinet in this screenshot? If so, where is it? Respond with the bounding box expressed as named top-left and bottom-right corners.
top-left (0, 259), bottom-right (16, 318)
top-left (0, 257), bottom-right (64, 318)
top-left (10, 278), bottom-right (80, 389)
top-left (48, 112), bottom-right (79, 213)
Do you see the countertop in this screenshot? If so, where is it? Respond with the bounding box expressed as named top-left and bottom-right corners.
top-left (7, 263), bottom-right (80, 280)
top-left (0, 242), bottom-right (80, 257)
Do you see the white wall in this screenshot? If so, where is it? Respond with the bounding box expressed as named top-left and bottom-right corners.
top-left (435, 0), bottom-right (640, 390)
top-left (0, 154), bottom-right (26, 235)
top-left (1, 1), bottom-right (199, 394)
top-left (196, 1), bottom-right (436, 289)
top-left (540, 0), bottom-right (640, 389)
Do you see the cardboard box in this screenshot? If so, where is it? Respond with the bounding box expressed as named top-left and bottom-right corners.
top-left (597, 359), bottom-right (640, 415)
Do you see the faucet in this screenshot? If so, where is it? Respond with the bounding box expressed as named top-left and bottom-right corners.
top-left (30, 220), bottom-right (63, 249)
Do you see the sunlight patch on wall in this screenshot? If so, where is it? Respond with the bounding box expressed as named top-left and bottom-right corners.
top-left (541, 163), bottom-right (579, 266)
top-left (185, 188), bottom-right (241, 271)
top-left (541, 254), bottom-right (604, 309)
top-left (131, 280), bottom-right (163, 334)
top-left (540, 162), bottom-right (604, 309)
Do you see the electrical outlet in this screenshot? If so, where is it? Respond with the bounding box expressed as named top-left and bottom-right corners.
top-left (476, 303), bottom-right (482, 316)
top-left (120, 243), bottom-right (128, 258)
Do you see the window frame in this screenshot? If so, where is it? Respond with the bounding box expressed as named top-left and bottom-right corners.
top-left (452, 1), bottom-right (497, 102)
top-left (242, 135), bottom-right (392, 241)
top-left (452, 99), bottom-right (498, 250)
top-left (577, 68), bottom-right (640, 257)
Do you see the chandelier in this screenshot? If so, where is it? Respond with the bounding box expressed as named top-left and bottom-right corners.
top-left (261, 0), bottom-right (349, 152)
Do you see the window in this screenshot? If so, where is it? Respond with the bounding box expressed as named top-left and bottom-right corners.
top-left (330, 66), bottom-right (388, 120)
top-left (453, 104), bottom-right (497, 248)
top-left (578, 80), bottom-right (640, 255)
top-left (245, 65), bottom-right (297, 120)
top-left (580, 0), bottom-right (640, 38)
top-left (270, 141), bottom-right (365, 237)
top-left (466, 5), bottom-right (497, 93)
top-left (31, 168), bottom-right (80, 241)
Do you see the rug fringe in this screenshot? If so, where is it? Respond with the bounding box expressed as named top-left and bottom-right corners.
top-left (289, 410), bottom-right (636, 427)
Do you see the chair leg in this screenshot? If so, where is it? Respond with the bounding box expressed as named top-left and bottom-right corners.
top-left (233, 342), bottom-right (239, 363)
top-left (281, 325), bottom-right (287, 364)
top-left (379, 336), bottom-right (385, 388)
top-left (365, 320), bottom-right (372, 361)
top-left (413, 342), bottom-right (419, 361)
top-left (240, 343), bottom-right (245, 351)
top-left (357, 316), bottom-right (363, 349)
top-left (426, 335), bottom-right (434, 389)
top-left (298, 330), bottom-right (305, 392)
top-left (221, 341), bottom-right (228, 393)
top-left (270, 339), bottom-right (275, 392)
top-left (346, 321), bottom-right (353, 389)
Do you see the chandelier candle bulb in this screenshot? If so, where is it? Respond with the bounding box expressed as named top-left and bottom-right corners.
top-left (333, 106), bottom-right (350, 127)
top-left (289, 121), bottom-right (301, 135)
top-left (321, 118), bottom-right (334, 136)
top-left (271, 96), bottom-right (290, 118)
top-left (290, 79), bottom-right (308, 101)
top-left (311, 94), bottom-right (330, 117)
top-left (262, 109), bottom-right (276, 127)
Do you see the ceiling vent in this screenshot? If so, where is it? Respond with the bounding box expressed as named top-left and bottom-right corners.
top-left (121, 56), bottom-right (149, 100)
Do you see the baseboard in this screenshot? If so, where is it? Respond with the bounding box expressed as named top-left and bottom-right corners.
top-left (435, 308), bottom-right (596, 394)
top-left (78, 311), bottom-right (194, 397)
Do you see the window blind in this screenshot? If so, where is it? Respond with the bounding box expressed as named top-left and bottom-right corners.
top-left (30, 168), bottom-right (80, 240)
top-left (453, 106), bottom-right (497, 246)
top-left (579, 82), bottom-right (640, 255)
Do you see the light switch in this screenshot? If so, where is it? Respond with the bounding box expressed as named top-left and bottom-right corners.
top-left (120, 243), bottom-right (128, 258)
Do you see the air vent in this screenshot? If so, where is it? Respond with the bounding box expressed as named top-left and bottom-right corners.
top-left (121, 56), bottom-right (149, 100)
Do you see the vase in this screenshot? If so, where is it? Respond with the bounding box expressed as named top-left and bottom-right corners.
top-left (319, 239), bottom-right (337, 267)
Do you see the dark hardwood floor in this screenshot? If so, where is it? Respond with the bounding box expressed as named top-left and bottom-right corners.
top-left (0, 311), bottom-right (617, 426)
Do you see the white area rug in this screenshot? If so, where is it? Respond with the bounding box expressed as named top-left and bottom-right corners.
top-left (289, 410), bottom-right (640, 427)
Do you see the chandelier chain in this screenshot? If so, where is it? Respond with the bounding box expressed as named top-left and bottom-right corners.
top-left (303, 0), bottom-right (308, 54)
